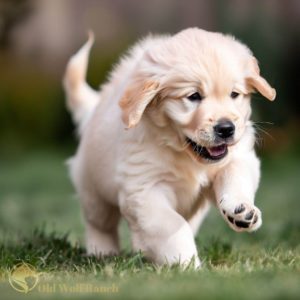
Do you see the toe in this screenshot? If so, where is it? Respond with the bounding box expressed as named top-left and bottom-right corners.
top-left (234, 204), bottom-right (246, 214)
top-left (252, 215), bottom-right (258, 224)
top-left (227, 215), bottom-right (234, 224)
top-left (245, 210), bottom-right (255, 220)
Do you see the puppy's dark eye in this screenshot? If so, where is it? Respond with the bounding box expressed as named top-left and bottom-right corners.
top-left (187, 92), bottom-right (202, 101)
top-left (230, 91), bottom-right (240, 99)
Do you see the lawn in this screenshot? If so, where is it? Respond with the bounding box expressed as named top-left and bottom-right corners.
top-left (0, 149), bottom-right (299, 300)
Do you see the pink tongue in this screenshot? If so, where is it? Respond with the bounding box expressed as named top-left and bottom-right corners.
top-left (207, 145), bottom-right (226, 157)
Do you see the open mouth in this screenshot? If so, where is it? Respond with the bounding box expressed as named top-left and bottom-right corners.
top-left (186, 137), bottom-right (228, 161)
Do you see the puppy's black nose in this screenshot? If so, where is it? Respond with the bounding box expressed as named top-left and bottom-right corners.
top-left (214, 120), bottom-right (235, 139)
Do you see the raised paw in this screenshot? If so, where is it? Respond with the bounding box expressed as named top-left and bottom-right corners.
top-left (221, 203), bottom-right (262, 232)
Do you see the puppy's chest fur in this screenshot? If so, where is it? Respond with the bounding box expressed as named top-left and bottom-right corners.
top-left (118, 123), bottom-right (220, 220)
top-left (170, 158), bottom-right (215, 219)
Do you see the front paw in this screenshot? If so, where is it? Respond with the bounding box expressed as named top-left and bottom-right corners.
top-left (221, 202), bottom-right (262, 232)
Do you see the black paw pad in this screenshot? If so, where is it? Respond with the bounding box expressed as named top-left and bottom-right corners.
top-left (253, 215), bottom-right (258, 224)
top-left (227, 216), bottom-right (234, 224)
top-left (245, 210), bottom-right (254, 220)
top-left (234, 204), bottom-right (245, 214)
top-left (235, 220), bottom-right (250, 228)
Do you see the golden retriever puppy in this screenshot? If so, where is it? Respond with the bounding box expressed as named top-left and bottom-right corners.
top-left (63, 28), bottom-right (275, 268)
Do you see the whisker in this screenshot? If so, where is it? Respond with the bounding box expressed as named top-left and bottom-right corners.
top-left (253, 124), bottom-right (275, 141)
top-left (252, 121), bottom-right (274, 125)
top-left (254, 131), bottom-right (264, 147)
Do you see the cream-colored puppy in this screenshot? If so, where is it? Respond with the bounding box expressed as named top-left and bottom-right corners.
top-left (64, 28), bottom-right (275, 268)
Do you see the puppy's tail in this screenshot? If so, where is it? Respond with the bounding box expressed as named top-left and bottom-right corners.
top-left (63, 31), bottom-right (99, 134)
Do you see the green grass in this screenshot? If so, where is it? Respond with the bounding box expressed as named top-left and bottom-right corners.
top-left (0, 149), bottom-right (299, 299)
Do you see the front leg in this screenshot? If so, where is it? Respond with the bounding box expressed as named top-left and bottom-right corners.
top-left (214, 150), bottom-right (262, 232)
top-left (119, 184), bottom-right (200, 268)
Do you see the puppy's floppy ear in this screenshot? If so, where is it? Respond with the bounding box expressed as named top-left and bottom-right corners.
top-left (246, 57), bottom-right (276, 101)
top-left (119, 80), bottom-right (160, 128)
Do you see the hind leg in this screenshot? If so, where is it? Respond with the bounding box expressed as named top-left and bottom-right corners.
top-left (80, 190), bottom-right (121, 256)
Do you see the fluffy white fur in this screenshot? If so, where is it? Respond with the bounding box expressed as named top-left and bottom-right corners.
top-left (63, 28), bottom-right (275, 268)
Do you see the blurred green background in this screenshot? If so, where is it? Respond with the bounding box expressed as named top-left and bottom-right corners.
top-left (0, 0), bottom-right (299, 247)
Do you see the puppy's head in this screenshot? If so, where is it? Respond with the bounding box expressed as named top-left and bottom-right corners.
top-left (119, 28), bottom-right (276, 163)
